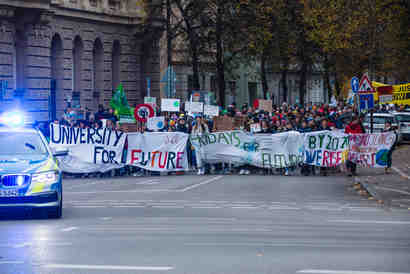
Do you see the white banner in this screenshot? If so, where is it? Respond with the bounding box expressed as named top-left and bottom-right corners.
top-left (147, 116), bottom-right (165, 131)
top-left (303, 130), bottom-right (350, 167)
top-left (161, 98), bottom-right (180, 112)
top-left (127, 132), bottom-right (189, 171)
top-left (348, 132), bottom-right (396, 168)
top-left (190, 131), bottom-right (304, 168)
top-left (204, 105), bottom-right (219, 116)
top-left (49, 124), bottom-right (126, 173)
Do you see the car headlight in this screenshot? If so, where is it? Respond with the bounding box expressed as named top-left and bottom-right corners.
top-left (32, 171), bottom-right (59, 185)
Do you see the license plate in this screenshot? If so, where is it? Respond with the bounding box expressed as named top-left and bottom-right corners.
top-left (0, 189), bottom-right (20, 197)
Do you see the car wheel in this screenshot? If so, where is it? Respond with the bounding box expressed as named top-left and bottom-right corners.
top-left (48, 194), bottom-right (62, 219)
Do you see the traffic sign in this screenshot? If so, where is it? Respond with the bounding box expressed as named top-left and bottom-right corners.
top-left (358, 75), bottom-right (374, 93)
top-left (351, 77), bottom-right (359, 93)
top-left (134, 104), bottom-right (155, 123)
top-left (359, 93), bottom-right (374, 110)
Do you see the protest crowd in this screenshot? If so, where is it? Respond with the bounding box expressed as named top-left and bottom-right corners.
top-left (38, 98), bottom-right (407, 179)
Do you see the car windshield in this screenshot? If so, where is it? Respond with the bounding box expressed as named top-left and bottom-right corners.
top-left (364, 116), bottom-right (394, 124)
top-left (0, 131), bottom-right (48, 156)
top-left (396, 115), bottom-right (410, 123)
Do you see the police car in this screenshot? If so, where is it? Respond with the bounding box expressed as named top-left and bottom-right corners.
top-left (0, 112), bottom-right (66, 218)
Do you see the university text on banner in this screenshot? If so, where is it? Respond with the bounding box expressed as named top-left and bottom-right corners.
top-left (49, 124), bottom-right (126, 173)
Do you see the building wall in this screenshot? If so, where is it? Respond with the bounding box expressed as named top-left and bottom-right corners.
top-left (0, 1), bottom-right (162, 121)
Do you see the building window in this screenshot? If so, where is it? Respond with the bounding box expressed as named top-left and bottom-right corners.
top-left (72, 36), bottom-right (83, 104)
top-left (89, 0), bottom-right (98, 7)
top-left (92, 38), bottom-right (104, 110)
top-left (187, 75), bottom-right (194, 93)
top-left (112, 40), bottom-right (121, 92)
top-left (210, 75), bottom-right (216, 93)
top-left (15, 30), bottom-right (26, 91)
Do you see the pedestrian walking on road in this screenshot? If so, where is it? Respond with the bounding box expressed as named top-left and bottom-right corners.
top-left (383, 121), bottom-right (397, 174)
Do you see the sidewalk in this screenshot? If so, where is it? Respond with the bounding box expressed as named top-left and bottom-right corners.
top-left (354, 145), bottom-right (410, 209)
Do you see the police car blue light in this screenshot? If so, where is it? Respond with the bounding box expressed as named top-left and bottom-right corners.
top-left (0, 119), bottom-right (66, 218)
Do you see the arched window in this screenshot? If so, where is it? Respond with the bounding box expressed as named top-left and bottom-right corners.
top-left (92, 38), bottom-right (104, 110)
top-left (15, 30), bottom-right (26, 91)
top-left (50, 34), bottom-right (64, 119)
top-left (72, 36), bottom-right (83, 107)
top-left (112, 40), bottom-right (121, 92)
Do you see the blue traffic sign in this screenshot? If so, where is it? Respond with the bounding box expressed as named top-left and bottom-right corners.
top-left (351, 77), bottom-right (359, 93)
top-left (359, 93), bottom-right (374, 110)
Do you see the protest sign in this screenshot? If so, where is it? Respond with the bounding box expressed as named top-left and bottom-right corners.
top-left (190, 131), bottom-right (303, 168)
top-left (147, 116), bottom-right (165, 131)
top-left (213, 116), bottom-right (234, 131)
top-left (188, 102), bottom-right (204, 113)
top-left (144, 97), bottom-right (157, 108)
top-left (303, 130), bottom-right (350, 167)
top-left (161, 98), bottom-right (180, 112)
top-left (258, 100), bottom-right (272, 112)
top-left (204, 105), bottom-right (219, 116)
top-left (49, 124), bottom-right (126, 173)
top-left (127, 132), bottom-right (189, 171)
top-left (348, 132), bottom-right (396, 168)
top-left (250, 123), bottom-right (261, 133)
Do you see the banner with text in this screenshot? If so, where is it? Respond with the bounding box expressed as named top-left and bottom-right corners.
top-left (303, 131), bottom-right (350, 167)
top-left (348, 132), bottom-right (396, 168)
top-left (49, 124), bottom-right (126, 173)
top-left (190, 131), bottom-right (304, 168)
top-left (127, 132), bottom-right (189, 171)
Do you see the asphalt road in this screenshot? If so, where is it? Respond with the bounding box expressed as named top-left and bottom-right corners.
top-left (1, 174), bottom-right (410, 274)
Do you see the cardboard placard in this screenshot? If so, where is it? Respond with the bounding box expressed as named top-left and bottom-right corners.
top-left (213, 116), bottom-right (234, 131)
top-left (147, 116), bottom-right (165, 131)
top-left (258, 100), bottom-right (272, 112)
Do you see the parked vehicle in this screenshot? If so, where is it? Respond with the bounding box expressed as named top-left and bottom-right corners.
top-left (392, 112), bottom-right (410, 142)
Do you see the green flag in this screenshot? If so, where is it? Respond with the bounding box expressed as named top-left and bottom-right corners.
top-left (110, 84), bottom-right (135, 123)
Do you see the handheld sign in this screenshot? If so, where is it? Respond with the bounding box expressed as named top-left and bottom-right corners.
top-left (161, 98), bottom-right (180, 112)
top-left (134, 104), bottom-right (155, 122)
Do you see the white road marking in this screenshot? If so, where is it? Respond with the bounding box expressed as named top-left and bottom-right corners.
top-left (392, 166), bottom-right (410, 180)
top-left (177, 176), bottom-right (223, 192)
top-left (11, 242), bottom-right (73, 248)
top-left (298, 270), bottom-right (410, 274)
top-left (269, 206), bottom-right (301, 210)
top-left (61, 226), bottom-right (78, 232)
top-left (66, 189), bottom-right (172, 194)
top-left (0, 261), bottom-right (24, 265)
top-left (329, 220), bottom-right (410, 225)
top-left (100, 217), bottom-right (112, 221)
top-left (113, 205), bottom-right (147, 208)
top-left (375, 186), bottom-right (410, 195)
top-left (231, 206), bottom-right (259, 209)
top-left (41, 264), bottom-right (174, 271)
top-left (151, 206), bottom-right (185, 209)
top-left (71, 206), bottom-right (106, 208)
top-left (191, 206), bottom-right (222, 209)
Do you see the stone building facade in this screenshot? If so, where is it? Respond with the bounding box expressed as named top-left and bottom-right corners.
top-left (0, 0), bottom-right (162, 121)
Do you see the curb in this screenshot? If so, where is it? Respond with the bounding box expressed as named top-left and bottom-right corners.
top-left (353, 177), bottom-right (383, 203)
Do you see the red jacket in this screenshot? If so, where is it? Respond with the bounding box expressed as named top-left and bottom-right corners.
top-left (345, 122), bottom-right (364, 134)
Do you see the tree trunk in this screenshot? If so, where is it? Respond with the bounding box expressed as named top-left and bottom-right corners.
top-left (334, 74), bottom-right (341, 100)
top-left (299, 61), bottom-right (307, 106)
top-left (216, 0), bottom-right (225, 107)
top-left (190, 40), bottom-right (201, 90)
top-left (261, 50), bottom-right (269, 100)
top-left (323, 55), bottom-right (332, 103)
top-left (280, 65), bottom-right (288, 103)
